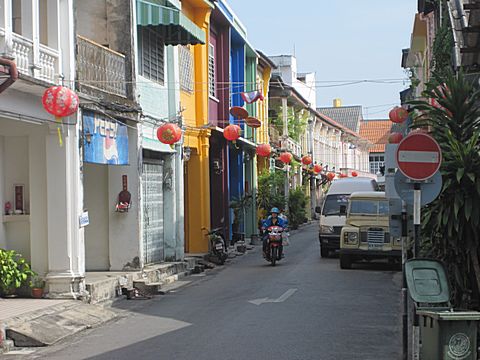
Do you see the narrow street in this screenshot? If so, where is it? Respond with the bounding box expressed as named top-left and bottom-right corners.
top-left (27, 223), bottom-right (401, 360)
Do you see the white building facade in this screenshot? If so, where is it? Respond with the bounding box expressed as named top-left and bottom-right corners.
top-left (0, 0), bottom-right (84, 298)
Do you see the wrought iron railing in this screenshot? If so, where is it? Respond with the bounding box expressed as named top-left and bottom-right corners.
top-left (76, 35), bottom-right (126, 97)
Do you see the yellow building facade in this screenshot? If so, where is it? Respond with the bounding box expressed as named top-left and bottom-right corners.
top-left (256, 54), bottom-right (274, 174)
top-left (181, 0), bottom-right (213, 253)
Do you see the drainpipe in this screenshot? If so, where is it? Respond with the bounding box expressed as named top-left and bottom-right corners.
top-left (0, 57), bottom-right (18, 94)
top-left (448, 0), bottom-right (463, 71)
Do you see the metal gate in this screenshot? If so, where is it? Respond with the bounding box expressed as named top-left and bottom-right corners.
top-left (142, 162), bottom-right (164, 264)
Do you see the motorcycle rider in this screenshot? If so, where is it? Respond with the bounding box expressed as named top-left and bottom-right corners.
top-left (262, 207), bottom-right (287, 259)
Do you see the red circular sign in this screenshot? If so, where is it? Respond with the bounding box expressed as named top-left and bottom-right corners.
top-left (396, 133), bottom-right (442, 181)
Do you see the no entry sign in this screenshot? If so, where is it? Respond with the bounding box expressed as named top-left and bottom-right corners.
top-left (396, 133), bottom-right (442, 181)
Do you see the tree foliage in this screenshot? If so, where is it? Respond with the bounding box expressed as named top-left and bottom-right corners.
top-left (270, 105), bottom-right (309, 142)
top-left (288, 187), bottom-right (308, 229)
top-left (408, 73), bottom-right (480, 308)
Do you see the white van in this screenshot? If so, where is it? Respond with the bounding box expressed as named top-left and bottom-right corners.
top-left (315, 177), bottom-right (379, 258)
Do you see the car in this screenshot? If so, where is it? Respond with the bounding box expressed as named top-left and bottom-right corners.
top-left (339, 191), bottom-right (401, 269)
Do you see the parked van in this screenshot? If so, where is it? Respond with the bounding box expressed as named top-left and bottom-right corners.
top-left (316, 177), bottom-right (378, 258)
top-left (339, 191), bottom-right (401, 269)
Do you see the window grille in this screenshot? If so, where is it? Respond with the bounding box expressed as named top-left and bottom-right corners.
top-left (208, 43), bottom-right (215, 97)
top-left (179, 45), bottom-right (194, 93)
top-left (369, 154), bottom-right (385, 174)
top-left (138, 27), bottom-right (165, 85)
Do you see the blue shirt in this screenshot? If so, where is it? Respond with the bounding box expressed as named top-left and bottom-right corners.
top-left (262, 216), bottom-right (286, 229)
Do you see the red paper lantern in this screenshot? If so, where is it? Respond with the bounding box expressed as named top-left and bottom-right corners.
top-left (351, 171), bottom-right (358, 177)
top-left (301, 155), bottom-right (312, 166)
top-left (279, 152), bottom-right (292, 164)
top-left (224, 124), bottom-right (241, 141)
top-left (256, 143), bottom-right (271, 157)
top-left (42, 86), bottom-right (79, 118)
top-left (157, 123), bottom-right (182, 145)
top-left (327, 172), bottom-right (335, 181)
top-left (389, 106), bottom-right (408, 124)
top-left (388, 132), bottom-right (403, 144)
top-left (313, 164), bottom-right (323, 174)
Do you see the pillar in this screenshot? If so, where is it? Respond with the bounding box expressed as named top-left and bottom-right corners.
top-left (45, 122), bottom-right (84, 298)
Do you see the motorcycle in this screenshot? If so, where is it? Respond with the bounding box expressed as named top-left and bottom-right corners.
top-left (206, 227), bottom-right (228, 265)
top-left (265, 225), bottom-right (284, 266)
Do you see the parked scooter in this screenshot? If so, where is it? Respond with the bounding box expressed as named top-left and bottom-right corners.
top-left (205, 227), bottom-right (228, 265)
top-left (265, 225), bottom-right (284, 266)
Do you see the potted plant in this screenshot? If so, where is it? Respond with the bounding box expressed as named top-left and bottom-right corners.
top-left (31, 275), bottom-right (45, 299)
top-left (0, 249), bottom-right (35, 297)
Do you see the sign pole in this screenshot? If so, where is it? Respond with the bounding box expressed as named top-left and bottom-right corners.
top-left (401, 200), bottom-right (409, 360)
top-left (412, 183), bottom-right (421, 360)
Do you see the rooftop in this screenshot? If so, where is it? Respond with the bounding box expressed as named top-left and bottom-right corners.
top-left (317, 105), bottom-right (363, 133)
top-left (359, 120), bottom-right (392, 153)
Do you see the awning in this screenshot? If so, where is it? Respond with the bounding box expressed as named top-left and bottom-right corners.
top-left (137, 0), bottom-right (206, 45)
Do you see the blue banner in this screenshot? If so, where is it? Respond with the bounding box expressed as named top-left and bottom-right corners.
top-left (83, 111), bottom-right (129, 165)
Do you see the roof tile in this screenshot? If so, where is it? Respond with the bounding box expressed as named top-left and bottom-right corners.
top-left (359, 120), bottom-right (392, 153)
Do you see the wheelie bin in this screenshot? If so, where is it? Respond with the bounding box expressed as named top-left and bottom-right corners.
top-left (405, 259), bottom-right (480, 360)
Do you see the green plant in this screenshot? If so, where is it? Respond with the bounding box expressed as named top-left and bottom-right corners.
top-left (256, 171), bottom-right (286, 217)
top-left (31, 275), bottom-right (45, 289)
top-left (408, 73), bottom-right (480, 309)
top-left (270, 105), bottom-right (309, 142)
top-left (288, 187), bottom-right (308, 229)
top-left (0, 249), bottom-right (36, 295)
top-left (230, 193), bottom-right (253, 233)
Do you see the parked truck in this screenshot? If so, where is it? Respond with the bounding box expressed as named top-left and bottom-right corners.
top-left (339, 191), bottom-right (401, 269)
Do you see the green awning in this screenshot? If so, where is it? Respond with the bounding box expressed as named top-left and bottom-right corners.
top-left (137, 0), bottom-right (206, 45)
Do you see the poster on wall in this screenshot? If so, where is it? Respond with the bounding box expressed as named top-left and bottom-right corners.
top-left (83, 111), bottom-right (129, 165)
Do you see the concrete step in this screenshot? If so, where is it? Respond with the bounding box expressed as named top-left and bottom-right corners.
top-left (6, 303), bottom-right (117, 347)
top-left (132, 280), bottom-right (162, 296)
top-left (84, 260), bottom-right (197, 304)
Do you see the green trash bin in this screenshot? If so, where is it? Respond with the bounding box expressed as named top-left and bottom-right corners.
top-left (405, 259), bottom-right (480, 360)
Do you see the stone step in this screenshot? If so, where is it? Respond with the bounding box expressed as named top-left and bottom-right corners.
top-left (132, 280), bottom-right (162, 296)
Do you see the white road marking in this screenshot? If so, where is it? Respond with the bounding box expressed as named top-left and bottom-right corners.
top-left (248, 288), bottom-right (298, 306)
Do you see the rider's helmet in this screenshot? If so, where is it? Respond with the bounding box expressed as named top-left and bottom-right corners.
top-left (270, 207), bottom-right (280, 214)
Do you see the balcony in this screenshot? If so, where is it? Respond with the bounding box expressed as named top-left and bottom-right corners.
top-left (281, 136), bottom-right (302, 158)
top-left (76, 35), bottom-right (127, 98)
top-left (0, 32), bottom-right (60, 83)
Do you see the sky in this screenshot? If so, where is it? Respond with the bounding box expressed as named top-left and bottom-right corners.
top-left (226, 0), bottom-right (417, 119)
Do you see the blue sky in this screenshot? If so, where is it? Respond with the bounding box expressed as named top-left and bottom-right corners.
top-left (226, 0), bottom-right (417, 119)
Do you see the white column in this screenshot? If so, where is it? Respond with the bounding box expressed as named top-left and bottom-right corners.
top-left (3, 0), bottom-right (13, 53)
top-left (59, 0), bottom-right (74, 82)
top-left (45, 122), bottom-right (84, 298)
top-left (282, 97), bottom-right (288, 137)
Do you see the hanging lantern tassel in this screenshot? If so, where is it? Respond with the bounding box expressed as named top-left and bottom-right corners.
top-left (56, 116), bottom-right (63, 147)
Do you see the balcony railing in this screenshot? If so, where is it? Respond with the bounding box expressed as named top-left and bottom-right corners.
top-left (76, 35), bottom-right (126, 97)
top-left (282, 137), bottom-right (302, 158)
top-left (2, 32), bottom-right (59, 83)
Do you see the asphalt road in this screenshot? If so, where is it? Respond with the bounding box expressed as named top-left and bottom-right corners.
top-left (28, 223), bottom-right (402, 360)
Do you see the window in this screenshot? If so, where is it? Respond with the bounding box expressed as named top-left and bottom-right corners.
top-left (349, 200), bottom-right (389, 215)
top-left (322, 194), bottom-right (349, 216)
top-left (208, 43), bottom-right (216, 97)
top-left (179, 45), bottom-right (194, 93)
top-left (369, 154), bottom-right (384, 175)
top-left (138, 27), bottom-right (165, 84)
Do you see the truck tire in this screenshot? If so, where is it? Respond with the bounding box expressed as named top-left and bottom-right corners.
top-left (320, 245), bottom-right (329, 258)
top-left (340, 254), bottom-right (352, 269)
